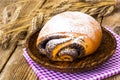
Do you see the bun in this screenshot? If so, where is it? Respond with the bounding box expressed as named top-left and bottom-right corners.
top-left (36, 11), bottom-right (102, 61)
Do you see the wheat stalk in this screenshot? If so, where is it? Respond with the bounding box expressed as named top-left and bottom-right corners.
top-left (0, 0), bottom-right (117, 49)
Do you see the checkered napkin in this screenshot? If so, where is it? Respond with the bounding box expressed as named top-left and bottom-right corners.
top-left (23, 27), bottom-right (120, 80)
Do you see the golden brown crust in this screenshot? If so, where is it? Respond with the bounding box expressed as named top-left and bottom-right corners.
top-left (36, 11), bottom-right (102, 61)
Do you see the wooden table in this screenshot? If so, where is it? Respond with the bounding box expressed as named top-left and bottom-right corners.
top-left (0, 0), bottom-right (120, 80)
top-left (0, 45), bottom-right (120, 80)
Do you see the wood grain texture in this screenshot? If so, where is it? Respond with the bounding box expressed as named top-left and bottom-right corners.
top-left (102, 10), bottom-right (120, 28)
top-left (107, 75), bottom-right (120, 80)
top-left (0, 47), bottom-right (119, 80)
top-left (0, 0), bottom-right (120, 80)
top-left (0, 40), bottom-right (17, 72)
top-left (0, 46), bottom-right (38, 80)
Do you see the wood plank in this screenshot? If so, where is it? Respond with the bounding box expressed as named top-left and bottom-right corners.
top-left (0, 0), bottom-right (41, 74)
top-left (0, 46), bottom-right (38, 80)
top-left (0, 46), bottom-right (120, 80)
top-left (102, 10), bottom-right (120, 29)
top-left (0, 41), bottom-right (17, 72)
top-left (0, 0), bottom-right (120, 80)
top-left (107, 75), bottom-right (120, 80)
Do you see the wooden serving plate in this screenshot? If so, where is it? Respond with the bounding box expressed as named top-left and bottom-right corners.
top-left (25, 27), bottom-right (117, 72)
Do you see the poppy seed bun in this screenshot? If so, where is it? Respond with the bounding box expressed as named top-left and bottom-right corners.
top-left (36, 11), bottom-right (102, 61)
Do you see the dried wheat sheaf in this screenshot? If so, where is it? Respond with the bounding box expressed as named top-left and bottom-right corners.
top-left (0, 0), bottom-right (118, 49)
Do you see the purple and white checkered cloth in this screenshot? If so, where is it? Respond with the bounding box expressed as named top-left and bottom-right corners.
top-left (23, 27), bottom-right (120, 80)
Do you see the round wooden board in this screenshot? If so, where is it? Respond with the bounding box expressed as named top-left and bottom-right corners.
top-left (25, 27), bottom-right (117, 72)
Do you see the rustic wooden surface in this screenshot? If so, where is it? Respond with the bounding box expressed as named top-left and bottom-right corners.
top-left (0, 0), bottom-right (120, 80)
top-left (0, 46), bottom-right (38, 80)
top-left (0, 46), bottom-right (120, 80)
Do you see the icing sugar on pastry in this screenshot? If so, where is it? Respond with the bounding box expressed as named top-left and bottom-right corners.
top-left (36, 11), bottom-right (102, 61)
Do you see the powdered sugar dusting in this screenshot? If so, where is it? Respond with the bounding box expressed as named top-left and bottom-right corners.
top-left (39, 11), bottom-right (102, 41)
